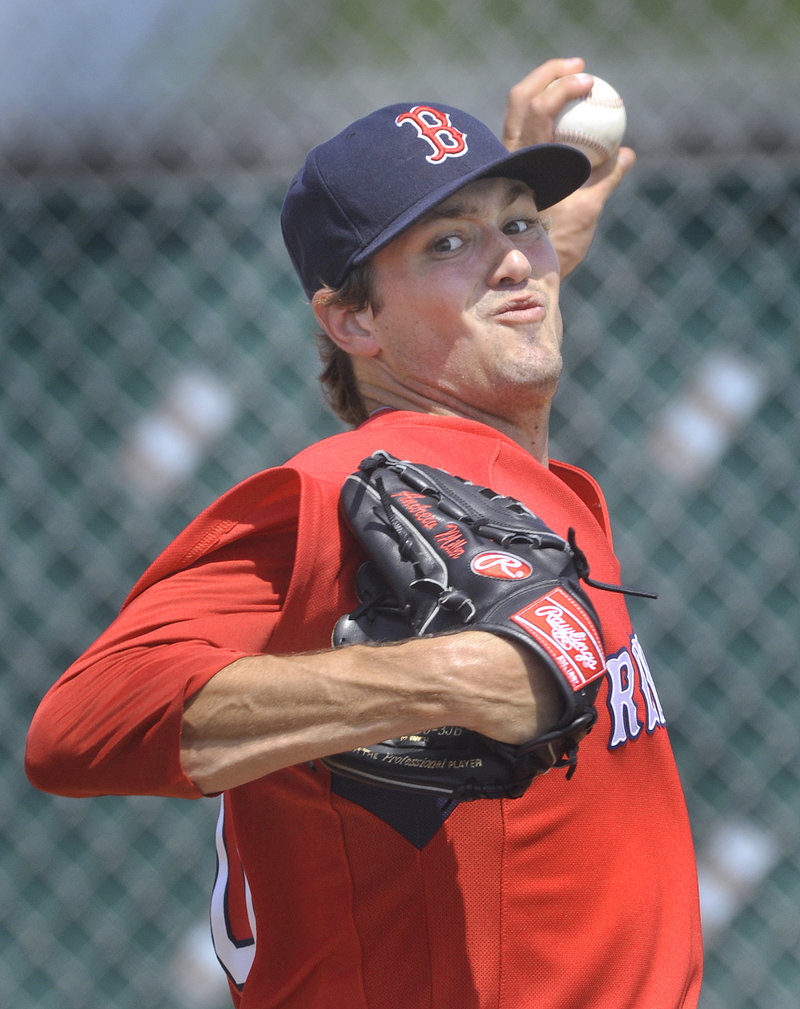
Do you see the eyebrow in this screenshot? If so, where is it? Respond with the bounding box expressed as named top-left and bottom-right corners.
top-left (424, 180), bottom-right (535, 222)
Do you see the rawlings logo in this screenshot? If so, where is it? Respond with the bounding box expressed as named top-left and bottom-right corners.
top-left (471, 551), bottom-right (532, 580)
top-left (534, 603), bottom-right (599, 669)
top-left (395, 105), bottom-right (469, 164)
top-left (510, 587), bottom-right (605, 691)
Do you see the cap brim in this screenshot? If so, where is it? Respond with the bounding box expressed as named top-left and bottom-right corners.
top-left (488, 142), bottom-right (592, 210)
top-left (353, 142), bottom-right (591, 271)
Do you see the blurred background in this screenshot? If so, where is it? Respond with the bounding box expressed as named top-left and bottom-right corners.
top-left (1, 0), bottom-right (798, 1006)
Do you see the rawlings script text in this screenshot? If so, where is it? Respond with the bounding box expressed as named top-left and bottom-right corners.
top-left (534, 602), bottom-right (600, 672)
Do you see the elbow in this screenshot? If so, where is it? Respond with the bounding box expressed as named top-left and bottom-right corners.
top-left (25, 694), bottom-right (124, 798)
top-left (26, 692), bottom-right (204, 800)
top-left (25, 706), bottom-right (89, 797)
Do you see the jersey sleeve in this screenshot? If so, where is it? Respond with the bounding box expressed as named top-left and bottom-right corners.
top-left (25, 468), bottom-right (301, 800)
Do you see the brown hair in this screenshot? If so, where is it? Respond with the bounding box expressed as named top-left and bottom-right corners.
top-left (313, 261), bottom-right (378, 427)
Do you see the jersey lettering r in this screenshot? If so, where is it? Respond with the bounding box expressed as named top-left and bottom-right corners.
top-left (605, 633), bottom-right (667, 748)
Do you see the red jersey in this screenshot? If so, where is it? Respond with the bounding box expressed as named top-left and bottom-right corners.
top-left (26, 411), bottom-right (702, 1008)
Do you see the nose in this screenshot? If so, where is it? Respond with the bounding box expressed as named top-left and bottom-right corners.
top-left (487, 240), bottom-right (533, 287)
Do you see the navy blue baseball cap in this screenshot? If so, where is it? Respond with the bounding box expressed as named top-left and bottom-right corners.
top-left (281, 102), bottom-right (592, 298)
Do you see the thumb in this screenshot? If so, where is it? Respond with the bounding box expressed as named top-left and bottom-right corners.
top-left (588, 146), bottom-right (636, 196)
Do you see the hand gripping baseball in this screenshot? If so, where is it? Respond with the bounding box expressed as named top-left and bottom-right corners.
top-left (323, 452), bottom-right (648, 804)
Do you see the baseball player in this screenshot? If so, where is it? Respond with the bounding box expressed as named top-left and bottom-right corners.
top-left (26, 58), bottom-right (702, 1008)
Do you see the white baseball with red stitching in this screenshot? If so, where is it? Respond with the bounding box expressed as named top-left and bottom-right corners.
top-left (552, 75), bottom-right (626, 168)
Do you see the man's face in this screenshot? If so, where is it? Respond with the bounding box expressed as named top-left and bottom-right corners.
top-left (360, 176), bottom-right (564, 420)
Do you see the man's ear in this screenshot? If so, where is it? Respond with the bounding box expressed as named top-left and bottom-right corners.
top-left (312, 293), bottom-right (380, 357)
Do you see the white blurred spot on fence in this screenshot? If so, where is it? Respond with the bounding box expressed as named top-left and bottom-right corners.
top-left (120, 369), bottom-right (237, 497)
top-left (696, 818), bottom-right (780, 940)
top-left (649, 351), bottom-right (768, 484)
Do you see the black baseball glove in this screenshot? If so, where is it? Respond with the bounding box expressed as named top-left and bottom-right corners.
top-left (322, 451), bottom-right (635, 804)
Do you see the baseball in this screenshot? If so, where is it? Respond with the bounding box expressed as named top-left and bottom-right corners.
top-left (552, 75), bottom-right (626, 168)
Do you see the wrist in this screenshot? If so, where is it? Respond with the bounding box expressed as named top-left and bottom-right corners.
top-left (404, 631), bottom-right (561, 744)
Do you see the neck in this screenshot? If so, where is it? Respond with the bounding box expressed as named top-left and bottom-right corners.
top-left (360, 387), bottom-right (553, 465)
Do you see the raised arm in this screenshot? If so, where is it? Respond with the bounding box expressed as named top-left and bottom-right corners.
top-left (502, 57), bottom-right (636, 276)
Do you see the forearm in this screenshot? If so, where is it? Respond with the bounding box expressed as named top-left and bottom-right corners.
top-left (181, 632), bottom-right (560, 794)
top-left (546, 149), bottom-right (635, 276)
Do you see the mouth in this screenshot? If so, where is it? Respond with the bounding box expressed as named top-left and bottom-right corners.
top-left (492, 294), bottom-right (547, 324)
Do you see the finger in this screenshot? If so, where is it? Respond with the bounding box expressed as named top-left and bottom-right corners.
top-left (503, 58), bottom-right (587, 147)
top-left (508, 57), bottom-right (586, 105)
top-left (585, 146), bottom-right (637, 193)
top-left (537, 72), bottom-right (594, 118)
top-left (504, 60), bottom-right (602, 150)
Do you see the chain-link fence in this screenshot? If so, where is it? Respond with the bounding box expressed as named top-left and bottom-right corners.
top-left (3, 2), bottom-right (799, 1007)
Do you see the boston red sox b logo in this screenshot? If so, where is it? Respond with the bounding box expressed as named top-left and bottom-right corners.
top-left (395, 105), bottom-right (468, 164)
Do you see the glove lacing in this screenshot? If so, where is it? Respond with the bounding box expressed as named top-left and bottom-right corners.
top-left (567, 528), bottom-right (658, 600)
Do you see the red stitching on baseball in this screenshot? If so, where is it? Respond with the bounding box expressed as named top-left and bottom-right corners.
top-left (553, 130), bottom-right (610, 157)
top-left (584, 96), bottom-right (624, 109)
